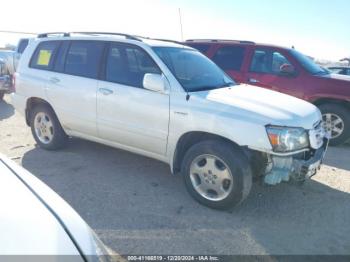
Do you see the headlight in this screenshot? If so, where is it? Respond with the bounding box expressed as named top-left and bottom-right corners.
top-left (266, 126), bottom-right (309, 153)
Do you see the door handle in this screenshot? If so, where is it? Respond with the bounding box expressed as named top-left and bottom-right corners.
top-left (49, 77), bottom-right (60, 84)
top-left (99, 88), bottom-right (114, 95)
top-left (248, 78), bottom-right (260, 83)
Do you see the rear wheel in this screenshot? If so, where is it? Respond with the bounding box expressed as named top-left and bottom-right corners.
top-left (30, 104), bottom-right (68, 150)
top-left (181, 140), bottom-right (252, 210)
top-left (319, 103), bottom-right (350, 146)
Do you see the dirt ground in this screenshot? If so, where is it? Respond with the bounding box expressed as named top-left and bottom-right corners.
top-left (1, 94), bottom-right (350, 255)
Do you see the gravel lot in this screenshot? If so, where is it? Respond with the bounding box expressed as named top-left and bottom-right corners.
top-left (1, 95), bottom-right (350, 255)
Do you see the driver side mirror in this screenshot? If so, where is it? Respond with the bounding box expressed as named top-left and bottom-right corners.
top-left (143, 73), bottom-right (166, 93)
top-left (280, 63), bottom-right (296, 76)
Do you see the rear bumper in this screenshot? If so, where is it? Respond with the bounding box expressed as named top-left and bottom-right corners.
top-left (0, 76), bottom-right (12, 93)
top-left (0, 84), bottom-right (12, 93)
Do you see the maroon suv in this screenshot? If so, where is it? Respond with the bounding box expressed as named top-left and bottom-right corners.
top-left (185, 39), bottom-right (350, 145)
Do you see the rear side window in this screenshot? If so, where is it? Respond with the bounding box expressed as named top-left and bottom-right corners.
top-left (30, 41), bottom-right (60, 70)
top-left (17, 39), bottom-right (29, 54)
top-left (187, 44), bottom-right (211, 54)
top-left (106, 43), bottom-right (161, 88)
top-left (64, 41), bottom-right (104, 78)
top-left (212, 46), bottom-right (245, 71)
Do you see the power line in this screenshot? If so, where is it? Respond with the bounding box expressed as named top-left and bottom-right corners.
top-left (0, 30), bottom-right (37, 35)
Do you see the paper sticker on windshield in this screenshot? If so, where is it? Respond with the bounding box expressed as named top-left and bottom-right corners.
top-left (37, 50), bottom-right (52, 66)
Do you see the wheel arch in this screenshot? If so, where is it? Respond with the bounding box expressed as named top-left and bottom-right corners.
top-left (312, 97), bottom-right (350, 110)
top-left (25, 97), bottom-right (55, 126)
top-left (172, 131), bottom-right (243, 175)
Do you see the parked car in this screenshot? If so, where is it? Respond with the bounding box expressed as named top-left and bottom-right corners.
top-left (12, 32), bottom-right (328, 209)
top-left (13, 38), bottom-right (31, 71)
top-left (327, 66), bottom-right (350, 76)
top-left (0, 50), bottom-right (15, 75)
top-left (184, 39), bottom-right (350, 146)
top-left (0, 58), bottom-right (13, 100)
top-left (0, 153), bottom-right (110, 260)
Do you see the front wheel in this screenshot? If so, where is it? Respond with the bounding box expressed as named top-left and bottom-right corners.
top-left (30, 104), bottom-right (68, 150)
top-left (181, 140), bottom-right (252, 210)
top-left (319, 103), bottom-right (350, 146)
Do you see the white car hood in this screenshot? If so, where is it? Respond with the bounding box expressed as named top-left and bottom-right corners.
top-left (191, 84), bottom-right (321, 129)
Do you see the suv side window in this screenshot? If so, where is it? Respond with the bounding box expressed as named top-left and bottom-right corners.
top-left (64, 41), bottom-right (104, 79)
top-left (53, 41), bottom-right (70, 73)
top-left (250, 50), bottom-right (292, 74)
top-left (30, 41), bottom-right (60, 70)
top-left (17, 39), bottom-right (29, 54)
top-left (187, 44), bottom-right (211, 54)
top-left (212, 46), bottom-right (245, 71)
top-left (272, 52), bottom-right (293, 74)
top-left (106, 43), bottom-right (161, 88)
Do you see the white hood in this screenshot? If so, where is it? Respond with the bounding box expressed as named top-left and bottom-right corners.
top-left (191, 84), bottom-right (321, 129)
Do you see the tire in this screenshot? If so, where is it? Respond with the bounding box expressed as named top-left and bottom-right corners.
top-left (0, 91), bottom-right (4, 101)
top-left (30, 104), bottom-right (68, 150)
top-left (319, 103), bottom-right (350, 146)
top-left (181, 140), bottom-right (252, 210)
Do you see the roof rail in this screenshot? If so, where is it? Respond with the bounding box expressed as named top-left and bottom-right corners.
top-left (186, 39), bottom-right (255, 44)
top-left (37, 32), bottom-right (70, 38)
top-left (37, 32), bottom-right (142, 41)
top-left (71, 32), bottom-right (142, 41)
top-left (147, 38), bottom-right (183, 45)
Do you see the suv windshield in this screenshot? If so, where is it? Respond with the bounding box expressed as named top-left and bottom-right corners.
top-left (289, 49), bottom-right (328, 75)
top-left (153, 47), bottom-right (235, 92)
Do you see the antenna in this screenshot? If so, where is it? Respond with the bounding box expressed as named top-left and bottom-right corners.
top-left (178, 8), bottom-right (184, 41)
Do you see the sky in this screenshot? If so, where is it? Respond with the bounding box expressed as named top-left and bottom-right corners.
top-left (0, 0), bottom-right (349, 61)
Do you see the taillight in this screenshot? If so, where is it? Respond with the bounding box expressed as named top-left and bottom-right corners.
top-left (11, 74), bottom-right (16, 93)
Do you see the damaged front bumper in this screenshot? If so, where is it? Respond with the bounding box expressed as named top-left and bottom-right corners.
top-left (264, 138), bottom-right (329, 185)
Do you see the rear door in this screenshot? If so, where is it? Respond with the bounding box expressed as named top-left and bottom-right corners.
top-left (211, 45), bottom-right (246, 83)
top-left (96, 42), bottom-right (170, 155)
top-left (245, 48), bottom-right (305, 98)
top-left (45, 40), bottom-right (104, 136)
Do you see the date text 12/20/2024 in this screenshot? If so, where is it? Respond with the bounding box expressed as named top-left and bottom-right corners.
top-left (127, 256), bottom-right (219, 261)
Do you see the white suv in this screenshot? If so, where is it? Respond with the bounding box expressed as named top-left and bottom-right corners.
top-left (12, 32), bottom-right (328, 209)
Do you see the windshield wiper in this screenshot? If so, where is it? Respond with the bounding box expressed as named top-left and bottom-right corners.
top-left (189, 82), bottom-right (235, 92)
top-left (314, 70), bottom-right (329, 76)
top-left (216, 82), bottom-right (235, 88)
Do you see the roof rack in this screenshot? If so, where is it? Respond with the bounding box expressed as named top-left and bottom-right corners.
top-left (186, 39), bottom-right (255, 44)
top-left (72, 32), bottom-right (142, 41)
top-left (144, 37), bottom-right (183, 45)
top-left (37, 32), bottom-right (142, 41)
top-left (37, 32), bottom-right (70, 38)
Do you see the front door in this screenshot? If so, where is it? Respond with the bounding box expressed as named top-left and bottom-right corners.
top-left (246, 48), bottom-right (305, 99)
top-left (97, 43), bottom-right (170, 155)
